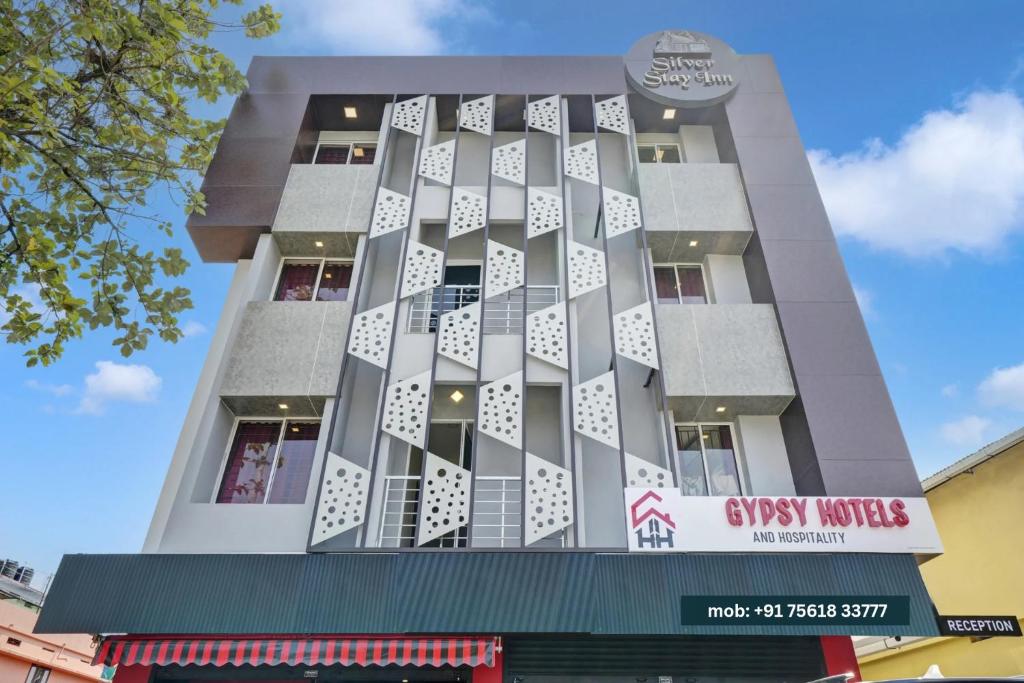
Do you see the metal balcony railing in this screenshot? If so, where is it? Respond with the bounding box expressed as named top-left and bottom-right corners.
top-left (408, 285), bottom-right (560, 335)
top-left (471, 476), bottom-right (522, 548)
top-left (378, 475), bottom-right (467, 548)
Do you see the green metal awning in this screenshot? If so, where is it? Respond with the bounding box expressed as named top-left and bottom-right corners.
top-left (35, 552), bottom-right (938, 637)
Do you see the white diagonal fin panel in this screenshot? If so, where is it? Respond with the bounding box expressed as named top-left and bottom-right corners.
top-left (417, 452), bottom-right (471, 545)
top-left (527, 187), bottom-right (563, 238)
top-left (566, 239), bottom-right (606, 299)
top-left (460, 95), bottom-right (494, 135)
top-left (525, 302), bottom-right (568, 369)
top-left (573, 371), bottom-right (620, 449)
top-left (528, 95), bottom-right (561, 135)
top-left (347, 300), bottom-right (396, 369)
top-left (602, 186), bottom-right (642, 238)
top-left (381, 370), bottom-right (431, 448)
top-left (564, 139), bottom-right (598, 184)
top-left (477, 370), bottom-right (522, 449)
top-left (485, 239), bottom-right (524, 299)
top-left (311, 452), bottom-right (370, 543)
top-left (524, 452), bottom-right (573, 545)
top-left (391, 95), bottom-right (427, 135)
top-left (418, 139), bottom-right (455, 185)
top-left (437, 302), bottom-right (480, 369)
top-left (369, 187), bottom-right (411, 238)
top-left (491, 138), bottom-right (525, 185)
top-left (596, 94), bottom-right (630, 134)
top-left (624, 452), bottom-right (673, 489)
top-left (612, 301), bottom-right (659, 369)
top-left (400, 240), bottom-right (444, 299)
top-left (449, 188), bottom-right (488, 238)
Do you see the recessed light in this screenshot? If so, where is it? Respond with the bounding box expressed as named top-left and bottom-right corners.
top-left (353, 147), bottom-right (365, 157)
top-left (314, 240), bottom-right (324, 248)
top-left (291, 426), bottom-right (299, 432)
top-left (324, 273), bottom-right (332, 279)
top-left (450, 389), bottom-right (464, 404)
top-left (715, 405), bottom-right (727, 413)
top-left (663, 108), bottom-right (677, 120)
top-left (343, 106), bottom-right (358, 119)
top-left (689, 240), bottom-right (699, 247)
top-left (278, 403), bottom-right (289, 410)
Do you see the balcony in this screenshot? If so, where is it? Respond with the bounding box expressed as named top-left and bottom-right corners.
top-left (220, 300), bottom-right (352, 414)
top-left (656, 304), bottom-right (794, 420)
top-left (271, 164), bottom-right (377, 238)
top-left (408, 285), bottom-right (560, 335)
top-left (637, 163), bottom-right (753, 261)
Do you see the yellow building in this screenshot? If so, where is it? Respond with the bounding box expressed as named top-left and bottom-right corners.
top-left (856, 427), bottom-right (1024, 679)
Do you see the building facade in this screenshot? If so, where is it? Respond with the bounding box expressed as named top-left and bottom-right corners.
top-left (38, 30), bottom-right (945, 683)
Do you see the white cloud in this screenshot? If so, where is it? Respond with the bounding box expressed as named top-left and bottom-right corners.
top-left (940, 383), bottom-right (959, 398)
top-left (852, 285), bottom-right (874, 318)
top-left (181, 320), bottom-right (208, 338)
top-left (939, 415), bottom-right (993, 448)
top-left (276, 0), bottom-right (489, 55)
top-left (25, 379), bottom-right (74, 397)
top-left (978, 362), bottom-right (1024, 411)
top-left (809, 90), bottom-right (1024, 257)
top-left (76, 361), bottom-right (162, 415)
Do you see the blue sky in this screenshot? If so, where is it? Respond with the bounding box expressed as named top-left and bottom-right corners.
top-left (3, 0), bottom-right (1024, 584)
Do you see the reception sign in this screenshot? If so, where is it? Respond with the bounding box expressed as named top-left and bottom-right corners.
top-left (624, 489), bottom-right (943, 554)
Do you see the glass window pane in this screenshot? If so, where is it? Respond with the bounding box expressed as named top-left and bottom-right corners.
top-left (216, 422), bottom-right (281, 504)
top-left (316, 262), bottom-right (353, 301)
top-left (657, 145), bottom-right (681, 163)
top-left (677, 266), bottom-right (707, 304)
top-left (267, 421), bottom-right (320, 503)
top-left (274, 262), bottom-right (319, 301)
top-left (703, 425), bottom-right (742, 495)
top-left (675, 426), bottom-right (707, 496)
top-left (350, 143), bottom-right (376, 164)
top-left (314, 144), bottom-right (350, 164)
top-left (637, 145), bottom-right (657, 163)
top-left (654, 266), bottom-right (679, 304)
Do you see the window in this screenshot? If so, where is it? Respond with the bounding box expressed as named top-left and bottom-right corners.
top-left (314, 142), bottom-right (376, 165)
top-left (215, 420), bottom-right (321, 504)
top-left (653, 264), bottom-right (707, 304)
top-left (675, 424), bottom-right (742, 496)
top-left (25, 666), bottom-right (50, 683)
top-left (638, 143), bottom-right (681, 163)
top-left (273, 259), bottom-right (353, 302)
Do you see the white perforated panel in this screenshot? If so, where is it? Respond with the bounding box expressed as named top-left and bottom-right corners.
top-left (391, 95), bottom-right (427, 135)
top-left (448, 188), bottom-right (488, 238)
top-left (477, 371), bottom-right (522, 449)
top-left (524, 452), bottom-right (573, 546)
top-left (417, 452), bottom-right (471, 545)
top-left (400, 240), bottom-right (444, 299)
top-left (437, 302), bottom-right (480, 369)
top-left (485, 239), bottom-right (524, 299)
top-left (527, 187), bottom-right (563, 238)
top-left (573, 371), bottom-right (620, 449)
top-left (491, 138), bottom-right (525, 185)
top-left (525, 302), bottom-right (568, 369)
top-left (346, 300), bottom-right (395, 369)
top-left (460, 95), bottom-right (494, 135)
top-left (369, 187), bottom-right (411, 238)
top-left (564, 139), bottom-right (599, 185)
top-left (381, 370), bottom-right (431, 448)
top-left (595, 95), bottom-right (630, 134)
top-left (312, 452), bottom-right (370, 543)
top-left (418, 139), bottom-right (455, 185)
top-left (528, 95), bottom-right (561, 135)
top-left (624, 452), bottom-right (673, 488)
top-left (613, 301), bottom-right (659, 369)
top-left (566, 239), bottom-right (607, 299)
top-left (602, 187), bottom-right (642, 238)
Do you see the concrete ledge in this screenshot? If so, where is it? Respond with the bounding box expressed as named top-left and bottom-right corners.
top-left (273, 164), bottom-right (376, 233)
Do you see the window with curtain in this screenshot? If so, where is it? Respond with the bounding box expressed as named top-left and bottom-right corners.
top-left (315, 262), bottom-right (353, 301)
top-left (674, 424), bottom-right (742, 496)
top-left (274, 261), bottom-right (319, 301)
top-left (314, 144), bottom-right (350, 164)
top-left (25, 665), bottom-right (51, 683)
top-left (216, 421), bottom-right (282, 504)
top-left (653, 265), bottom-right (707, 304)
top-left (266, 422), bottom-right (321, 504)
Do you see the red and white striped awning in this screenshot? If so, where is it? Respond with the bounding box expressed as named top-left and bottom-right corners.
top-left (95, 636), bottom-right (497, 668)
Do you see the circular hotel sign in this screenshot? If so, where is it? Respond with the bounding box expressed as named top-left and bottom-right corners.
top-left (624, 30), bottom-right (740, 107)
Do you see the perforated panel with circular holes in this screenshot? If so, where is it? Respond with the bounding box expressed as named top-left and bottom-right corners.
top-left (477, 370), bottom-right (522, 449)
top-left (346, 300), bottom-right (396, 369)
top-left (528, 95), bottom-right (561, 135)
top-left (613, 301), bottom-right (659, 369)
top-left (391, 95), bottom-right (427, 135)
top-left (437, 302), bottom-right (480, 369)
top-left (491, 138), bottom-right (525, 185)
top-left (564, 139), bottom-right (599, 185)
top-left (400, 240), bottom-right (444, 299)
top-left (573, 371), bottom-right (620, 449)
top-left (524, 452), bottom-right (573, 546)
top-left (448, 188), bottom-right (488, 238)
top-left (369, 187), bottom-right (411, 238)
top-left (566, 239), bottom-right (607, 299)
top-left (417, 452), bottom-right (471, 545)
top-left (459, 95), bottom-right (494, 135)
top-left (527, 187), bottom-right (563, 238)
top-left (624, 452), bottom-right (673, 489)
top-left (418, 139), bottom-right (455, 185)
top-left (381, 370), bottom-right (431, 448)
top-left (485, 239), bottom-right (524, 299)
top-left (311, 452), bottom-right (370, 543)
top-left (602, 187), bottom-right (643, 238)
top-left (596, 95), bottom-right (630, 135)
top-left (526, 302), bottom-right (568, 369)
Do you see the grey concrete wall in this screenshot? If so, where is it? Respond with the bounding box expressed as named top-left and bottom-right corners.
top-left (680, 125), bottom-right (720, 162)
top-left (735, 415), bottom-right (796, 495)
top-left (272, 164), bottom-right (376, 255)
top-left (705, 254), bottom-right (752, 304)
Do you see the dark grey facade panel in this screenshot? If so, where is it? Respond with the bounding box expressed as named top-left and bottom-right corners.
top-left (35, 553), bottom-right (938, 637)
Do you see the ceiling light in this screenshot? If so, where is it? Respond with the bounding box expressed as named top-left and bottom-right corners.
top-left (343, 106), bottom-right (358, 119)
top-left (324, 273), bottom-right (332, 279)
top-left (278, 403), bottom-right (289, 410)
top-left (688, 239), bottom-right (698, 247)
top-left (291, 426), bottom-right (300, 432)
top-left (353, 147), bottom-right (365, 157)
top-left (314, 240), bottom-right (324, 248)
top-left (663, 108), bottom-right (677, 120)
top-left (715, 405), bottom-right (727, 413)
top-left (450, 389), bottom-right (464, 404)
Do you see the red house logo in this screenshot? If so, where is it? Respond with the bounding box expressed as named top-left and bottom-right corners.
top-left (629, 490), bottom-right (676, 548)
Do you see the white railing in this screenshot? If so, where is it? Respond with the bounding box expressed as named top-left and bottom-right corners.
top-left (471, 476), bottom-right (522, 548)
top-left (378, 475), bottom-right (467, 548)
top-left (408, 285), bottom-right (559, 335)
